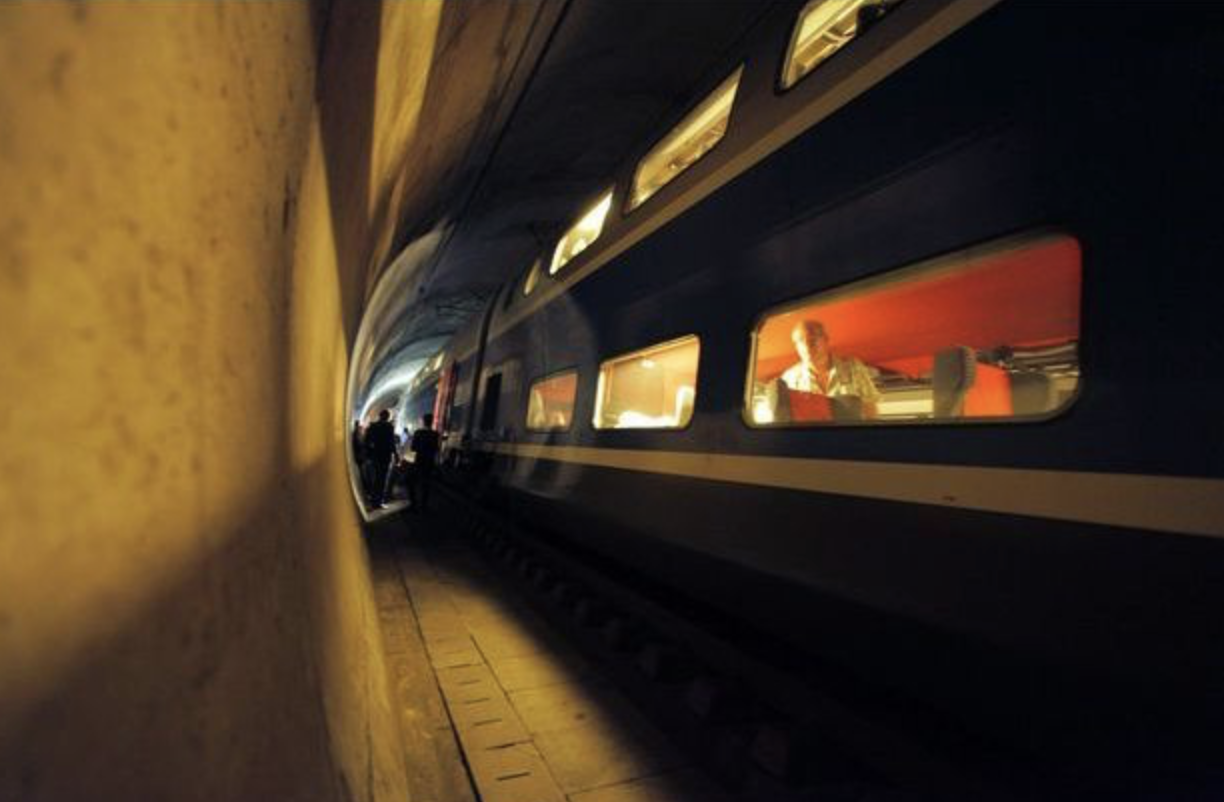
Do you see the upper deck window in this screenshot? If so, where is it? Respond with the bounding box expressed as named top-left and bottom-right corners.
top-left (522, 258), bottom-right (542, 297)
top-left (781, 0), bottom-right (902, 90)
top-left (526, 370), bottom-right (578, 432)
top-left (550, 191), bottom-right (613, 275)
top-left (594, 336), bottom-right (700, 430)
top-left (746, 233), bottom-right (1082, 426)
top-left (628, 67), bottom-right (744, 212)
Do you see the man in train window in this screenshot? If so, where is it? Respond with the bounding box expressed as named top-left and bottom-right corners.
top-left (779, 319), bottom-right (880, 420)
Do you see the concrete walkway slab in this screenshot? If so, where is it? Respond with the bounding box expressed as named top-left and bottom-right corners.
top-left (568, 769), bottom-right (733, 802)
top-left (489, 650), bottom-right (593, 693)
top-left (368, 501), bottom-right (725, 802)
top-left (508, 681), bottom-right (629, 735)
top-left (533, 722), bottom-right (686, 794)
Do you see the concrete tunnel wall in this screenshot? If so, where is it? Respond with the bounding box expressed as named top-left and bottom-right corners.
top-left (0, 2), bottom-right (520, 799)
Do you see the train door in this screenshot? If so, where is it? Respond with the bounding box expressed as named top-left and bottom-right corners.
top-left (435, 363), bottom-right (459, 434)
top-left (480, 372), bottom-right (502, 434)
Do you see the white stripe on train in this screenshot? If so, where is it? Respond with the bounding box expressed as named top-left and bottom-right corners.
top-left (481, 442), bottom-right (1224, 539)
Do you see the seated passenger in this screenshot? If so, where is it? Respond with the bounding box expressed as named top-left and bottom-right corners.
top-left (780, 320), bottom-right (879, 419)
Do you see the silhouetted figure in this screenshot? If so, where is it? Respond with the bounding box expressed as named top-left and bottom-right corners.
top-left (364, 409), bottom-right (398, 507)
top-left (409, 413), bottom-right (441, 512)
top-left (351, 420), bottom-right (365, 464)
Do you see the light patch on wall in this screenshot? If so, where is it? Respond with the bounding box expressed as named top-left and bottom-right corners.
top-left (289, 121), bottom-right (346, 473)
top-left (370, 1), bottom-right (444, 216)
top-left (0, 0), bottom-right (314, 743)
top-left (358, 362), bottom-right (425, 422)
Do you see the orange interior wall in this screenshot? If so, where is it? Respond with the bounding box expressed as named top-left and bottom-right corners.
top-left (755, 236), bottom-right (1082, 381)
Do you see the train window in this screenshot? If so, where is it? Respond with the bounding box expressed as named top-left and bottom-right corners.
top-left (526, 370), bottom-right (578, 432)
top-left (594, 336), bottom-right (700, 430)
top-left (550, 190), bottom-right (613, 275)
top-left (781, 0), bottom-right (903, 90)
top-left (746, 233), bottom-right (1082, 426)
top-left (628, 66), bottom-right (744, 212)
top-left (522, 258), bottom-right (542, 297)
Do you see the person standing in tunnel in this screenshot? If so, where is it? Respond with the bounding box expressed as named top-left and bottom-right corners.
top-left (364, 409), bottom-right (399, 508)
top-left (350, 419), bottom-right (365, 465)
top-left (409, 413), bottom-right (440, 513)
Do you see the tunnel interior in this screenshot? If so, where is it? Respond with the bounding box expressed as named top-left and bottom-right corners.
top-left (5, 2), bottom-right (1223, 800)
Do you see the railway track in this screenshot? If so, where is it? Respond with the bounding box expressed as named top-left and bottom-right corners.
top-left (439, 485), bottom-right (1033, 802)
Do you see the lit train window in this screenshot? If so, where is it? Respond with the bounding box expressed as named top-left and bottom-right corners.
top-left (746, 233), bottom-right (1082, 426)
top-left (522, 258), bottom-right (542, 297)
top-left (526, 370), bottom-right (578, 432)
top-left (550, 190), bottom-right (613, 275)
top-left (594, 336), bottom-right (700, 430)
top-left (781, 0), bottom-right (904, 90)
top-left (628, 66), bottom-right (744, 211)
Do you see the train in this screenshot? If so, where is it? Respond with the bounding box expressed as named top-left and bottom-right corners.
top-left (398, 0), bottom-right (1224, 789)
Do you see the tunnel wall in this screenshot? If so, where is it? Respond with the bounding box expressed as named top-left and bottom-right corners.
top-left (0, 3), bottom-right (413, 800)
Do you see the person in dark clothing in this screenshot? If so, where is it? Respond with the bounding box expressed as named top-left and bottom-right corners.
top-left (364, 409), bottom-right (399, 507)
top-left (409, 413), bottom-right (441, 512)
top-left (351, 420), bottom-right (365, 464)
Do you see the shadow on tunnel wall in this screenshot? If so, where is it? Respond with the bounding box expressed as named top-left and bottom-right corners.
top-left (0, 3), bottom-right (414, 799)
top-left (0, 459), bottom-right (380, 802)
top-left (311, 0), bottom-right (382, 341)
top-left (311, 1), bottom-right (554, 350)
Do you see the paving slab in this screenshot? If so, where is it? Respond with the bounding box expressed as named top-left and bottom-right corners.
top-left (436, 662), bottom-right (499, 695)
top-left (369, 539), bottom-right (477, 802)
top-left (530, 713), bottom-right (687, 794)
top-left (417, 611), bottom-right (467, 640)
top-left (426, 634), bottom-right (483, 669)
top-left (508, 680), bottom-right (636, 735)
top-left (568, 769), bottom-right (733, 802)
top-left (471, 626), bottom-right (566, 661)
top-left (438, 658), bottom-right (534, 752)
top-left (488, 650), bottom-right (592, 693)
top-left (465, 742), bottom-right (567, 802)
top-left (370, 502), bottom-right (725, 802)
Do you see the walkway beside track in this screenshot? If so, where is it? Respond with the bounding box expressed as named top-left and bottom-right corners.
top-left (366, 501), bottom-right (731, 802)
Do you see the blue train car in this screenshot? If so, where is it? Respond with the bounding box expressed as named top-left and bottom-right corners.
top-left (405, 1), bottom-right (1224, 784)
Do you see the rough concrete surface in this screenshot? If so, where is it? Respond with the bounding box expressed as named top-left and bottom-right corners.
top-left (0, 1), bottom-right (526, 799)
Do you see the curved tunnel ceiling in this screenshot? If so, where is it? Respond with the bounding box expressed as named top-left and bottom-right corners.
top-left (352, 0), bottom-right (773, 408)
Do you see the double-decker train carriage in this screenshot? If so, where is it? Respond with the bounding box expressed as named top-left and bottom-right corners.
top-left (401, 0), bottom-right (1224, 784)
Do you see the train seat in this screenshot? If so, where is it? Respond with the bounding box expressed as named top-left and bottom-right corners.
top-left (933, 346), bottom-right (977, 417)
top-left (933, 346), bottom-right (1015, 418)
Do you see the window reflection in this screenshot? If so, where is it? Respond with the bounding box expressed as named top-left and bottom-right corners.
top-left (522, 258), bottom-right (542, 297)
top-left (551, 191), bottom-right (613, 275)
top-left (781, 0), bottom-right (904, 90)
top-left (629, 67), bottom-right (743, 211)
top-left (526, 371), bottom-right (578, 431)
top-left (594, 336), bottom-right (700, 430)
top-left (748, 234), bottom-right (1082, 425)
